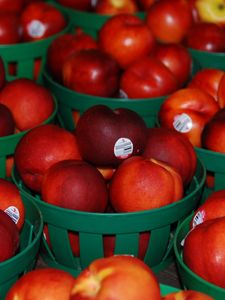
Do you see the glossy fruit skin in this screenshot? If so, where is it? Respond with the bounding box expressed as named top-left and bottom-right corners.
top-left (154, 43), bottom-right (193, 88)
top-left (5, 268), bottom-right (76, 300)
top-left (41, 159), bottom-right (108, 213)
top-left (20, 2), bottom-right (67, 42)
top-left (158, 87), bottom-right (220, 147)
top-left (183, 216), bottom-right (225, 289)
top-left (202, 108), bottom-right (225, 153)
top-left (218, 73), bottom-right (225, 108)
top-left (0, 13), bottom-right (21, 44)
top-left (188, 68), bottom-right (225, 107)
top-left (70, 255), bottom-right (161, 300)
top-left (185, 22), bottom-right (225, 52)
top-left (14, 124), bottom-right (82, 193)
top-left (0, 103), bottom-right (15, 137)
top-left (47, 31), bottom-right (98, 82)
top-left (98, 13), bottom-right (156, 69)
top-left (0, 209), bottom-right (20, 262)
top-left (146, 0), bottom-right (193, 44)
top-left (110, 155), bottom-right (183, 212)
top-left (95, 0), bottom-right (139, 15)
top-left (162, 290), bottom-right (214, 300)
top-left (191, 190), bottom-right (225, 229)
top-left (62, 49), bottom-right (120, 98)
top-left (143, 127), bottom-right (197, 186)
top-left (0, 0), bottom-right (24, 13)
top-left (76, 105), bottom-right (148, 166)
top-left (0, 78), bottom-right (55, 131)
top-left (120, 56), bottom-right (178, 98)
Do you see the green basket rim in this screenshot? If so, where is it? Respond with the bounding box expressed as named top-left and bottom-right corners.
top-left (174, 214), bottom-right (225, 294)
top-left (0, 95), bottom-right (58, 143)
top-left (0, 198), bottom-right (43, 269)
top-left (188, 47), bottom-right (225, 58)
top-left (195, 147), bottom-right (225, 160)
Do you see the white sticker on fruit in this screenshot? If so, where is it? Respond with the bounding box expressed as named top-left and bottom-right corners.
top-left (4, 206), bottom-right (20, 224)
top-left (119, 89), bottom-right (128, 99)
top-left (114, 138), bottom-right (133, 159)
top-left (192, 210), bottom-right (206, 228)
top-left (173, 113), bottom-right (193, 133)
top-left (27, 20), bottom-right (45, 38)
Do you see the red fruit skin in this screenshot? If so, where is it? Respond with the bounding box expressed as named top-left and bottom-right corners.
top-left (0, 0), bottom-right (24, 13)
top-left (185, 22), bottom-right (225, 52)
top-left (188, 68), bottom-right (225, 105)
top-left (62, 49), bottom-right (120, 98)
top-left (0, 103), bottom-right (15, 136)
top-left (14, 124), bottom-right (82, 193)
top-left (95, 0), bottom-right (138, 15)
top-left (202, 108), bottom-right (225, 153)
top-left (120, 56), bottom-right (178, 98)
top-left (5, 268), bottom-right (76, 300)
top-left (75, 105), bottom-right (148, 166)
top-left (110, 156), bottom-right (183, 212)
top-left (218, 73), bottom-right (225, 108)
top-left (47, 31), bottom-right (98, 82)
top-left (0, 13), bottom-right (21, 44)
top-left (56, 0), bottom-right (93, 11)
top-left (146, 0), bottom-right (193, 44)
top-left (183, 217), bottom-right (225, 289)
top-left (162, 290), bottom-right (214, 300)
top-left (70, 255), bottom-right (161, 300)
top-left (191, 190), bottom-right (225, 229)
top-left (0, 179), bottom-right (25, 231)
top-left (0, 209), bottom-right (20, 262)
top-left (98, 14), bottom-right (156, 69)
top-left (154, 43), bottom-right (193, 88)
top-left (20, 2), bottom-right (67, 42)
top-left (143, 127), bottom-right (197, 186)
top-left (0, 78), bottom-right (55, 131)
top-left (158, 87), bottom-right (220, 147)
top-left (41, 159), bottom-right (108, 213)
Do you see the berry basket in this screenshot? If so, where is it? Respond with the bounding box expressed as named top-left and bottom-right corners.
top-left (174, 213), bottom-right (225, 300)
top-left (0, 195), bottom-right (43, 300)
top-left (195, 147), bottom-right (225, 201)
top-left (0, 97), bottom-right (58, 179)
top-left (0, 8), bottom-right (71, 82)
top-left (160, 284), bottom-right (180, 296)
top-left (48, 0), bottom-right (145, 37)
top-left (12, 158), bottom-right (205, 276)
top-left (188, 48), bottom-right (225, 71)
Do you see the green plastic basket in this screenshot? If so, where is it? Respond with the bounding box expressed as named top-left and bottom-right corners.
top-left (188, 48), bottom-right (225, 71)
top-left (0, 97), bottom-right (58, 179)
top-left (49, 1), bottom-right (145, 37)
top-left (174, 214), bottom-right (225, 300)
top-left (12, 158), bottom-right (205, 277)
top-left (160, 284), bottom-right (180, 296)
top-left (195, 147), bottom-right (225, 201)
top-left (0, 8), bottom-right (71, 82)
top-left (0, 195), bottom-right (43, 300)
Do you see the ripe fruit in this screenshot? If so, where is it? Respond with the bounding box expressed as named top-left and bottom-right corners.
top-left (14, 124), bottom-right (82, 192)
top-left (158, 87), bottom-right (220, 147)
top-left (146, 0), bottom-right (193, 44)
top-left (110, 155), bottom-right (183, 212)
top-left (5, 268), bottom-right (76, 300)
top-left (41, 159), bottom-right (108, 212)
top-left (95, 0), bottom-right (139, 15)
top-left (98, 13), bottom-right (156, 69)
top-left (0, 103), bottom-right (15, 136)
top-left (47, 30), bottom-right (98, 82)
top-left (0, 13), bottom-right (21, 44)
top-left (76, 105), bottom-right (148, 166)
top-left (183, 216), bottom-right (225, 288)
top-left (0, 78), bottom-right (55, 131)
top-left (0, 179), bottom-right (25, 231)
top-left (120, 56), bottom-right (178, 98)
top-left (62, 49), bottom-right (120, 98)
top-left (201, 108), bottom-right (225, 153)
top-left (20, 2), bottom-right (67, 42)
top-left (163, 290), bottom-right (214, 300)
top-left (70, 255), bottom-right (161, 300)
top-left (143, 127), bottom-right (197, 186)
top-left (0, 209), bottom-right (19, 262)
